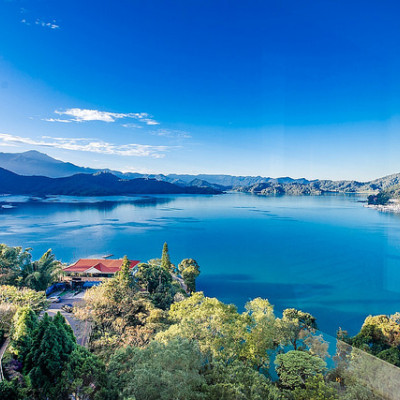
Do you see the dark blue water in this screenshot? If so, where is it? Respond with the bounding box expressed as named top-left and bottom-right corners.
top-left (1, 192), bottom-right (400, 336)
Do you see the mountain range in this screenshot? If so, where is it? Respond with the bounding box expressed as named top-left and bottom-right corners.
top-left (0, 167), bottom-right (222, 196)
top-left (0, 151), bottom-right (318, 189)
top-left (0, 150), bottom-right (399, 195)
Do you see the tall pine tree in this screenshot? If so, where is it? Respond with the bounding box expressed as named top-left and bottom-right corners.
top-left (24, 312), bottom-right (76, 399)
top-left (160, 242), bottom-right (172, 272)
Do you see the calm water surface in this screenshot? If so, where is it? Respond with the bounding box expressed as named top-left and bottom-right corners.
top-left (1, 192), bottom-right (400, 335)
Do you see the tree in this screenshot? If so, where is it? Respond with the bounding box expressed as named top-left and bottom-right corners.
top-left (62, 345), bottom-right (107, 400)
top-left (135, 262), bottom-right (177, 309)
top-left (376, 347), bottom-right (400, 366)
top-left (178, 259), bottom-right (200, 293)
top-left (22, 249), bottom-right (62, 291)
top-left (178, 258), bottom-right (200, 275)
top-left (0, 285), bottom-right (48, 313)
top-left (275, 350), bottom-right (326, 390)
top-left (160, 242), bottom-right (172, 272)
top-left (0, 303), bottom-right (17, 337)
top-left (346, 314), bottom-right (400, 362)
top-left (204, 359), bottom-right (279, 400)
top-left (0, 244), bottom-right (31, 286)
top-left (74, 279), bottom-right (166, 353)
top-left (156, 292), bottom-right (246, 363)
top-left (24, 312), bottom-right (76, 399)
top-left (292, 374), bottom-right (338, 400)
top-left (135, 262), bottom-right (172, 293)
top-left (107, 338), bottom-right (206, 400)
top-left (242, 297), bottom-right (278, 369)
top-left (115, 255), bottom-right (134, 288)
top-left (0, 379), bottom-right (20, 400)
top-left (277, 308), bottom-right (317, 350)
top-left (10, 305), bottom-right (38, 359)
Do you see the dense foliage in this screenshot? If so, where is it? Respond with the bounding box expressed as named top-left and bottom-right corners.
top-left (341, 313), bottom-right (400, 365)
top-left (0, 244), bottom-right (62, 290)
top-left (367, 191), bottom-right (391, 205)
top-left (0, 242), bottom-right (398, 399)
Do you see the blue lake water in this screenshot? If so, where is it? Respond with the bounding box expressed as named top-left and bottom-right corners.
top-left (1, 192), bottom-right (400, 336)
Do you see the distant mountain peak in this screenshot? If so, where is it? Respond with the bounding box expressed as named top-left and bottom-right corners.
top-left (21, 150), bottom-right (61, 162)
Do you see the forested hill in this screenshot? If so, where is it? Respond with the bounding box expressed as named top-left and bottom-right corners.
top-left (0, 168), bottom-right (222, 196)
top-left (237, 173), bottom-right (400, 195)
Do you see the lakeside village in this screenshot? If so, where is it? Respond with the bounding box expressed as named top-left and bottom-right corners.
top-left (1, 243), bottom-right (400, 399)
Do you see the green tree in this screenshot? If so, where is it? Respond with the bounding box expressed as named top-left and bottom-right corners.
top-left (178, 259), bottom-right (200, 293)
top-left (0, 379), bottom-right (20, 400)
top-left (345, 314), bottom-right (400, 362)
top-left (242, 297), bottom-right (278, 369)
top-left (75, 279), bottom-right (166, 353)
top-left (135, 262), bottom-right (177, 309)
top-left (0, 303), bottom-right (17, 337)
top-left (156, 292), bottom-right (245, 363)
top-left (292, 374), bottom-right (338, 400)
top-left (53, 310), bottom-right (75, 342)
top-left (376, 347), bottom-right (400, 366)
top-left (178, 258), bottom-right (200, 275)
top-left (107, 338), bottom-right (206, 400)
top-left (0, 285), bottom-right (48, 312)
top-left (23, 249), bottom-right (62, 291)
top-left (0, 244), bottom-right (31, 286)
top-left (24, 312), bottom-right (76, 399)
top-left (160, 242), bottom-right (172, 272)
top-left (277, 308), bottom-right (317, 350)
top-left (115, 255), bottom-right (134, 288)
top-left (204, 359), bottom-right (279, 400)
top-left (62, 345), bottom-right (107, 400)
top-left (10, 305), bottom-right (38, 359)
top-left (275, 350), bottom-right (326, 390)
top-left (135, 262), bottom-right (172, 293)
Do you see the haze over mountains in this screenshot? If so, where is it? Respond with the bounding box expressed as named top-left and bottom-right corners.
top-left (0, 150), bottom-right (399, 195)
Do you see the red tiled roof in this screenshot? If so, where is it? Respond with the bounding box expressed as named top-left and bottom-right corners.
top-left (64, 258), bottom-right (140, 274)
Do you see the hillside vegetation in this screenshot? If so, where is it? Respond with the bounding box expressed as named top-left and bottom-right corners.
top-left (237, 173), bottom-right (400, 196)
top-left (0, 243), bottom-right (398, 399)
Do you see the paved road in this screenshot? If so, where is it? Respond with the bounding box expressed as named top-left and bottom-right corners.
top-left (47, 298), bottom-right (91, 347)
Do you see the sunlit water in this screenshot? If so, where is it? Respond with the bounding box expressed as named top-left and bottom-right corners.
top-left (1, 192), bottom-right (400, 335)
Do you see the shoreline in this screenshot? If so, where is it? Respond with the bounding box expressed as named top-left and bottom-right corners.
top-left (365, 199), bottom-right (400, 214)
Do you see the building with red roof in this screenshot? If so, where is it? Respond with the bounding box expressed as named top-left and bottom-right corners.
top-left (63, 258), bottom-right (140, 283)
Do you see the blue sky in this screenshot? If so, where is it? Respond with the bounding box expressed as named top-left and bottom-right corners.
top-left (0, 0), bottom-right (399, 180)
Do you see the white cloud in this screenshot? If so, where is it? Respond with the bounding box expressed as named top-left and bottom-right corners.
top-left (0, 133), bottom-right (173, 158)
top-left (142, 119), bottom-right (160, 126)
top-left (151, 129), bottom-right (192, 139)
top-left (50, 108), bottom-right (160, 125)
top-left (121, 123), bottom-right (143, 129)
top-left (21, 18), bottom-right (60, 29)
top-left (42, 118), bottom-right (72, 123)
top-left (35, 19), bottom-right (59, 29)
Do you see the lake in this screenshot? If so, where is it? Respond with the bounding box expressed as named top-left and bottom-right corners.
top-left (1, 192), bottom-right (400, 336)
